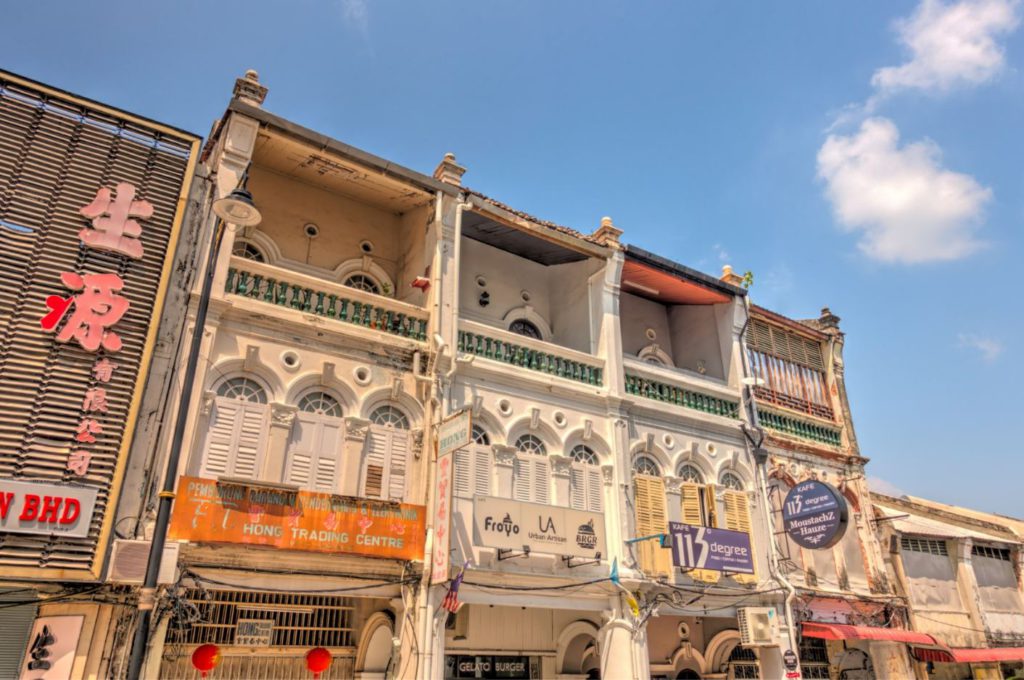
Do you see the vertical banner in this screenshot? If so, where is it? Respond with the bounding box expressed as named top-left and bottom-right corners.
top-left (431, 452), bottom-right (454, 583)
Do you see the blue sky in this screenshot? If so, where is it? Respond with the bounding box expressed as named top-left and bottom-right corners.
top-left (4, 1), bottom-right (1021, 516)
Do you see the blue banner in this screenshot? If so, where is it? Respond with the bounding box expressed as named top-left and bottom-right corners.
top-left (668, 522), bottom-right (755, 574)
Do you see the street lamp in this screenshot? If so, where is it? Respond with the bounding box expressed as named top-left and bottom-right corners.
top-left (125, 178), bottom-right (260, 680)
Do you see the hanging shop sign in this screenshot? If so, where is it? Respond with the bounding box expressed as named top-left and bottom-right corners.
top-left (431, 452), bottom-right (454, 583)
top-left (19, 615), bottom-right (84, 680)
top-left (234, 620), bottom-right (274, 647)
top-left (782, 479), bottom-right (849, 550)
top-left (0, 70), bottom-right (199, 581)
top-left (446, 655), bottom-right (537, 679)
top-left (668, 522), bottom-right (754, 574)
top-left (0, 480), bottom-right (98, 539)
top-left (438, 410), bottom-right (472, 458)
top-left (473, 496), bottom-right (606, 559)
top-left (168, 476), bottom-right (426, 561)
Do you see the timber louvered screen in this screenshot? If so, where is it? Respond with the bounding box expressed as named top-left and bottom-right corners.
top-left (0, 73), bottom-right (196, 576)
top-left (747, 318), bottom-right (834, 420)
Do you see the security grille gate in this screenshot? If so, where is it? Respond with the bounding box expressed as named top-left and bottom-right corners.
top-left (0, 71), bottom-right (197, 577)
top-left (160, 589), bottom-right (357, 680)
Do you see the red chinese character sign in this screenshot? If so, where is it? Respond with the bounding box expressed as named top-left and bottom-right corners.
top-left (0, 70), bottom-right (199, 581)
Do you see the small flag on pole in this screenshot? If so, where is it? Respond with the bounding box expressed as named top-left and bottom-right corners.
top-left (442, 563), bottom-right (467, 613)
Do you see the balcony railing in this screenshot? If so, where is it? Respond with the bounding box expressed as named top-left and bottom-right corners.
top-left (224, 258), bottom-right (428, 341)
top-left (624, 358), bottom-right (741, 419)
top-left (758, 408), bottom-right (842, 447)
top-left (457, 320), bottom-right (603, 387)
top-left (748, 348), bottom-right (834, 420)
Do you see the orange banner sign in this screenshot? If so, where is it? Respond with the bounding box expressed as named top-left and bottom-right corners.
top-left (169, 476), bottom-right (425, 561)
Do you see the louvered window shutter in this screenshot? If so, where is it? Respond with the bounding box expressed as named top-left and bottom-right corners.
top-left (285, 414), bottom-right (317, 487)
top-left (532, 457), bottom-right (550, 504)
top-left (724, 490), bottom-right (758, 585)
top-left (513, 455), bottom-right (531, 502)
top-left (472, 445), bottom-right (492, 497)
top-left (634, 477), bottom-right (672, 577)
top-left (453, 448), bottom-right (472, 498)
top-left (681, 482), bottom-right (720, 584)
top-left (286, 414), bottom-right (344, 492)
top-left (203, 398), bottom-right (267, 479)
top-left (388, 431), bottom-right (409, 501)
top-left (363, 427), bottom-right (391, 499)
top-left (571, 465), bottom-right (603, 512)
top-left (587, 467), bottom-right (603, 512)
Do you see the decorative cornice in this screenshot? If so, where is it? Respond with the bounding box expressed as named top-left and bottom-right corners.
top-left (550, 455), bottom-right (573, 476)
top-left (270, 403), bottom-right (298, 427)
top-left (493, 445), bottom-right (517, 466)
top-left (344, 417), bottom-right (370, 441)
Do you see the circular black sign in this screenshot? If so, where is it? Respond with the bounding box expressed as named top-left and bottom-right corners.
top-left (782, 480), bottom-right (849, 550)
top-left (783, 649), bottom-right (799, 671)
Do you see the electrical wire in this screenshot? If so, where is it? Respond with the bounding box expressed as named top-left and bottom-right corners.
top-left (462, 576), bottom-right (611, 592)
top-left (0, 585), bottom-right (105, 610)
top-left (187, 573), bottom-right (418, 595)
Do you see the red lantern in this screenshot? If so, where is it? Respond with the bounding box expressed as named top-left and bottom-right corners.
top-left (191, 644), bottom-right (221, 678)
top-left (305, 647), bottom-right (332, 679)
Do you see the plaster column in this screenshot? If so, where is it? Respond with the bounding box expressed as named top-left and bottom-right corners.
top-left (341, 417), bottom-right (370, 497)
top-left (664, 476), bottom-right (683, 525)
top-left (551, 455), bottom-right (572, 506)
top-left (953, 538), bottom-right (989, 641)
top-left (493, 445), bottom-right (517, 497)
top-left (263, 404), bottom-right (297, 481)
top-left (599, 600), bottom-right (649, 680)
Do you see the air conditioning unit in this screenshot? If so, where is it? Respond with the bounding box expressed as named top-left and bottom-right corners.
top-left (737, 606), bottom-right (780, 647)
top-left (108, 539), bottom-right (178, 585)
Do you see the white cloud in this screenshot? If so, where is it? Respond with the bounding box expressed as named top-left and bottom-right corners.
top-left (340, 0), bottom-right (369, 36)
top-left (868, 476), bottom-right (909, 498)
top-left (816, 117), bottom-right (992, 263)
top-left (872, 0), bottom-right (1020, 95)
top-left (957, 333), bottom-right (1004, 361)
top-left (713, 243), bottom-right (730, 262)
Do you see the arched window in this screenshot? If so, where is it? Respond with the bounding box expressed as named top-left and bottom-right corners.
top-left (633, 454), bottom-right (661, 477)
top-left (231, 239), bottom-right (266, 262)
top-left (344, 273), bottom-right (381, 295)
top-left (454, 424), bottom-right (492, 499)
top-left (203, 376), bottom-right (269, 479)
top-left (677, 463), bottom-right (705, 484)
top-left (727, 644), bottom-right (760, 679)
top-left (569, 444), bottom-right (602, 512)
top-left (286, 391), bottom-right (344, 492)
top-left (509, 318), bottom-right (542, 339)
top-left (720, 470), bottom-right (745, 491)
top-left (363, 405), bottom-right (411, 500)
top-left (513, 434), bottom-right (549, 503)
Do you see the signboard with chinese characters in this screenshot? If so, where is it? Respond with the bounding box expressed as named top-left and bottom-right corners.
top-left (472, 496), bottom-right (606, 559)
top-left (235, 620), bottom-right (274, 647)
top-left (19, 615), bottom-right (83, 680)
top-left (668, 522), bottom-right (755, 574)
top-left (438, 410), bottom-right (472, 458)
top-left (782, 480), bottom-right (849, 550)
top-left (431, 452), bottom-right (454, 583)
top-left (168, 476), bottom-right (426, 561)
top-left (0, 70), bottom-right (199, 580)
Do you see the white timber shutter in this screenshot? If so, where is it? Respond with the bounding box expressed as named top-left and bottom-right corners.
top-left (363, 427), bottom-right (389, 499)
top-left (570, 464), bottom-right (603, 512)
top-left (286, 413), bottom-right (344, 492)
top-left (454, 444), bottom-right (492, 499)
top-left (454, 448), bottom-right (472, 498)
top-left (202, 398), bottom-right (267, 478)
top-left (532, 457), bottom-right (550, 504)
top-left (513, 456), bottom-right (531, 502)
top-left (388, 430), bottom-right (409, 501)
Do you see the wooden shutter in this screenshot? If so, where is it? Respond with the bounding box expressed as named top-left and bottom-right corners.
top-left (724, 490), bottom-right (758, 585)
top-left (513, 455), bottom-right (531, 502)
top-left (587, 467), bottom-right (603, 512)
top-left (363, 427), bottom-right (390, 499)
top-left (285, 414), bottom-right (343, 492)
top-left (202, 398), bottom-right (266, 479)
top-left (473, 446), bottom-right (492, 497)
top-left (532, 457), bottom-right (550, 504)
top-left (571, 465), bottom-right (603, 512)
top-left (388, 431), bottom-right (409, 501)
top-left (453, 449), bottom-right (472, 498)
top-left (634, 477), bottom-right (672, 577)
top-left (681, 482), bottom-right (720, 584)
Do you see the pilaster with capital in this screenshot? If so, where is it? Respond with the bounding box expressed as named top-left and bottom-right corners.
top-left (263, 404), bottom-right (298, 481)
top-left (493, 445), bottom-right (517, 497)
top-left (550, 454), bottom-right (572, 505)
top-left (341, 417), bottom-right (370, 496)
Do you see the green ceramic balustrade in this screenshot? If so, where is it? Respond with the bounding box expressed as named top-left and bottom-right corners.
top-left (757, 408), bottom-right (842, 446)
top-left (624, 373), bottom-right (740, 419)
top-left (457, 330), bottom-right (603, 386)
top-left (225, 267), bottom-right (428, 341)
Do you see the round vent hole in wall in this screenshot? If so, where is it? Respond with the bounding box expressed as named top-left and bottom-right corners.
top-left (662, 434), bottom-right (674, 450)
top-left (475, 275), bottom-right (487, 288)
top-left (498, 399), bottom-right (513, 417)
top-left (553, 411), bottom-right (567, 428)
top-left (360, 240), bottom-right (375, 254)
top-left (281, 351), bottom-right (301, 371)
top-left (353, 366), bottom-right (372, 386)
top-left (304, 223), bottom-right (320, 239)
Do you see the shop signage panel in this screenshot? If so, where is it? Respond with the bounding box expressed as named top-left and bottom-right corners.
top-left (668, 522), bottom-right (755, 574)
top-left (438, 410), bottom-right (472, 458)
top-left (782, 480), bottom-right (849, 550)
top-left (168, 476), bottom-right (426, 561)
top-left (0, 480), bottom-right (98, 539)
top-left (446, 655), bottom-right (536, 679)
top-left (472, 496), bottom-right (606, 558)
top-left (19, 615), bottom-right (83, 680)
top-left (235, 619), bottom-right (273, 647)
top-left (431, 452), bottom-right (454, 583)
top-left (0, 71), bottom-right (198, 580)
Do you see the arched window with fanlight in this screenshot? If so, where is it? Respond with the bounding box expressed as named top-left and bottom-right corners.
top-left (717, 469), bottom-right (758, 586)
top-left (569, 444), bottom-right (602, 512)
top-left (202, 376), bottom-right (269, 479)
top-left (343, 273), bottom-right (382, 296)
top-left (632, 453), bottom-right (671, 577)
top-left (362, 405), bottom-right (411, 500)
top-left (454, 424), bottom-right (492, 499)
top-left (508, 318), bottom-right (542, 340)
top-left (513, 434), bottom-right (550, 504)
top-left (284, 391), bottom-right (344, 492)
top-left (231, 239), bottom-right (266, 262)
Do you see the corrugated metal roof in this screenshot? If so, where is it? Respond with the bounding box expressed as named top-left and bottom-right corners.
top-left (874, 503), bottom-right (1012, 543)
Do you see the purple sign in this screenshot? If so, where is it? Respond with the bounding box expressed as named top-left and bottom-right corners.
top-left (668, 522), bottom-right (755, 574)
top-left (782, 480), bottom-right (849, 550)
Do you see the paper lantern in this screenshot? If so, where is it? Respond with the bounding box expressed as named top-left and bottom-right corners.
top-left (305, 647), bottom-right (332, 679)
top-left (191, 644), bottom-right (221, 678)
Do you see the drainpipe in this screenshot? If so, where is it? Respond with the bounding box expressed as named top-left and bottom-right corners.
top-left (413, 194), bottom-right (473, 679)
top-left (739, 295), bottom-right (799, 655)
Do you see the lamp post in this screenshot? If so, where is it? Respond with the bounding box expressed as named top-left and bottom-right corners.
top-left (125, 183), bottom-right (261, 680)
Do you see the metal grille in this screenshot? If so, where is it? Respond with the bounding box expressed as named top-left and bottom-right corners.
top-left (799, 636), bottom-right (831, 679)
top-left (728, 645), bottom-right (761, 679)
top-left (167, 588), bottom-right (356, 648)
top-left (972, 544), bottom-right (1011, 561)
top-left (0, 73), bottom-right (195, 572)
top-left (901, 537), bottom-right (948, 556)
top-left (160, 652), bottom-right (355, 680)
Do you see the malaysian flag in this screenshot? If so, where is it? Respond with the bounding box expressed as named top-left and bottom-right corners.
top-left (442, 563), bottom-right (468, 613)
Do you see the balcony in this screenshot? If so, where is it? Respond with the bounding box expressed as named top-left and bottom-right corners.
top-left (224, 257), bottom-right (428, 342)
top-left (624, 357), bottom-right (740, 419)
top-left (457, 319), bottom-right (604, 387)
top-left (747, 347), bottom-right (834, 421)
top-left (757, 407), bottom-right (842, 447)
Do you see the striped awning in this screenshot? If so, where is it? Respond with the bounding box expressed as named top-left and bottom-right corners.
top-left (802, 622), bottom-right (941, 646)
top-left (913, 647), bottom-right (1024, 664)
